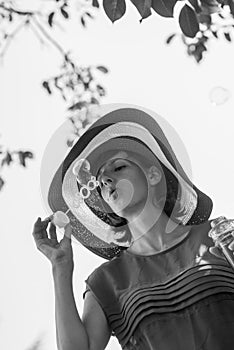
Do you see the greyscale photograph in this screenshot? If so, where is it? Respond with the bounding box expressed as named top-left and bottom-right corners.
top-left (1, 1), bottom-right (234, 350)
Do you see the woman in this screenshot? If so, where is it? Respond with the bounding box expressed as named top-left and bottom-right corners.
top-left (33, 106), bottom-right (234, 350)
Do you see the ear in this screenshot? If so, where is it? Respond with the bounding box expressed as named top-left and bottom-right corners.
top-left (147, 166), bottom-right (162, 185)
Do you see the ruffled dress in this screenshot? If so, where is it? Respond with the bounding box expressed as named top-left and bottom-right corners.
top-left (83, 220), bottom-right (234, 349)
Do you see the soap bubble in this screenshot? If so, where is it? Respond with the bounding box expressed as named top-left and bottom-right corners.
top-left (209, 86), bottom-right (231, 106)
top-left (73, 159), bottom-right (100, 200)
top-left (73, 158), bottom-right (91, 185)
top-left (87, 177), bottom-right (97, 190)
top-left (80, 186), bottom-right (90, 199)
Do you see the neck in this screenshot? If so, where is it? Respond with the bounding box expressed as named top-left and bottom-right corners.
top-left (126, 198), bottom-right (191, 255)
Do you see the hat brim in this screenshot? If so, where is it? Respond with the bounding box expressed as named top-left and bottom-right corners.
top-left (47, 106), bottom-right (213, 260)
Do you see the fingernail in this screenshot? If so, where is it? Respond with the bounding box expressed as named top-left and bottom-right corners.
top-left (44, 216), bottom-right (51, 222)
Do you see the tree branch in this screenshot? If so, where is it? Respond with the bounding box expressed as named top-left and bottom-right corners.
top-left (0, 2), bottom-right (36, 16)
top-left (31, 14), bottom-right (67, 58)
top-left (28, 20), bottom-right (48, 48)
top-left (0, 18), bottom-right (27, 59)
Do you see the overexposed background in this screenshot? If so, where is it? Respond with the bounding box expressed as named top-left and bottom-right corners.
top-left (1, 2), bottom-right (234, 349)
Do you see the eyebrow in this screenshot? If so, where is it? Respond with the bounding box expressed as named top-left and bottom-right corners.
top-left (96, 158), bottom-right (129, 181)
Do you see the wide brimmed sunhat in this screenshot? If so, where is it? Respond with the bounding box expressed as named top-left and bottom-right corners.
top-left (47, 104), bottom-right (213, 260)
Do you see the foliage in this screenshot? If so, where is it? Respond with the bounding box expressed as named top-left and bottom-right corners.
top-left (90, 0), bottom-right (234, 63)
top-left (25, 335), bottom-right (44, 350)
top-left (1, 0), bottom-right (234, 191)
top-left (0, 141), bottom-right (34, 190)
top-left (0, 0), bottom-right (108, 191)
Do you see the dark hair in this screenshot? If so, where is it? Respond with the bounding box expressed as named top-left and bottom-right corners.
top-left (159, 160), bottom-right (179, 219)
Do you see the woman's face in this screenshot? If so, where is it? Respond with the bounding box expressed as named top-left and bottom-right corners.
top-left (96, 152), bottom-right (149, 216)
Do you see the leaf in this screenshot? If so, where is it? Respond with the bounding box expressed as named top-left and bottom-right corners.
top-left (48, 12), bottom-right (55, 27)
top-left (96, 65), bottom-right (109, 73)
top-left (96, 84), bottom-right (106, 96)
top-left (151, 0), bottom-right (177, 18)
top-left (212, 30), bottom-right (218, 38)
top-left (200, 0), bottom-right (221, 14)
top-left (18, 152), bottom-right (26, 167)
top-left (42, 81), bottom-right (52, 94)
top-left (85, 12), bottom-right (94, 19)
top-left (194, 51), bottom-right (203, 63)
top-left (224, 32), bottom-right (232, 42)
top-left (18, 151), bottom-right (33, 167)
top-left (0, 176), bottom-right (4, 191)
top-left (198, 13), bottom-right (211, 24)
top-left (193, 42), bottom-right (207, 63)
top-left (198, 42), bottom-right (207, 52)
top-left (91, 96), bottom-right (99, 104)
top-left (24, 151), bottom-right (34, 159)
top-left (26, 337), bottom-right (43, 350)
top-left (179, 4), bottom-right (200, 38)
top-left (67, 139), bottom-right (74, 148)
top-left (166, 33), bottom-right (176, 44)
top-left (68, 101), bottom-right (87, 111)
top-left (60, 7), bottom-right (69, 19)
top-left (188, 0), bottom-right (202, 13)
top-left (81, 16), bottom-right (86, 27)
top-left (92, 0), bottom-right (100, 8)
top-left (130, 0), bottom-right (152, 21)
top-left (228, 0), bottom-right (234, 16)
top-left (103, 0), bottom-right (126, 23)
top-left (218, 12), bottom-right (224, 18)
top-left (1, 151), bottom-right (13, 167)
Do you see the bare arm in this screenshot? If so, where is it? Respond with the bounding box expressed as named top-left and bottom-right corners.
top-left (53, 266), bottom-right (111, 350)
top-left (82, 290), bottom-right (112, 350)
top-left (32, 218), bottom-right (111, 350)
top-left (53, 265), bottom-right (90, 350)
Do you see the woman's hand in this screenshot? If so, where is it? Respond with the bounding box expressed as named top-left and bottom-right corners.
top-left (32, 217), bottom-right (74, 270)
top-left (209, 239), bottom-right (234, 259)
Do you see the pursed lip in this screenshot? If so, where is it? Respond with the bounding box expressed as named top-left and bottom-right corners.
top-left (108, 189), bottom-right (117, 201)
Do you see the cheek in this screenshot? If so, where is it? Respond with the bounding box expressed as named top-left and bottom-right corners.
top-left (134, 170), bottom-right (148, 190)
top-left (117, 179), bottom-right (135, 199)
top-left (123, 172), bottom-right (148, 199)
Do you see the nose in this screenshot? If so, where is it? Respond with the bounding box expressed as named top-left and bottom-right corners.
top-left (100, 174), bottom-right (114, 187)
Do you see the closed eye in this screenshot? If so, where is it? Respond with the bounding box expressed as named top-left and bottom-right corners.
top-left (98, 165), bottom-right (126, 189)
top-left (115, 165), bottom-right (126, 171)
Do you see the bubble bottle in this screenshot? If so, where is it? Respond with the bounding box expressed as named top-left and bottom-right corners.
top-left (208, 216), bottom-right (234, 269)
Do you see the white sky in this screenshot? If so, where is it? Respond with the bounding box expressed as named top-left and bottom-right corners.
top-left (1, 2), bottom-right (234, 350)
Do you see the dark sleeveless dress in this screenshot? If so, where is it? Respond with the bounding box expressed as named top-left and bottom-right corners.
top-left (83, 219), bottom-right (234, 349)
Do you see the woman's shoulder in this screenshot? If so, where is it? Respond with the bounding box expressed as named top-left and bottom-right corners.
top-left (87, 254), bottom-right (123, 281)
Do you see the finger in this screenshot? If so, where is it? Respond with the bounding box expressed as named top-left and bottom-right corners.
top-left (49, 222), bottom-right (58, 243)
top-left (33, 217), bottom-right (50, 232)
top-left (65, 224), bottom-right (72, 238)
top-left (32, 218), bottom-right (44, 238)
top-left (44, 215), bottom-right (53, 222)
top-left (62, 224), bottom-right (72, 245)
top-left (32, 217), bottom-right (49, 239)
top-left (209, 246), bottom-right (225, 260)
